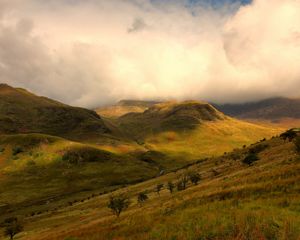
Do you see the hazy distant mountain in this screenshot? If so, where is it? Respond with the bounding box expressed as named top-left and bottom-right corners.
top-left (95, 100), bottom-right (160, 118)
top-left (215, 97), bottom-right (300, 120)
top-left (0, 83), bottom-right (111, 141)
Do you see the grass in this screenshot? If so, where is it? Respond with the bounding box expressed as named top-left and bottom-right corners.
top-left (0, 135), bottom-right (299, 240)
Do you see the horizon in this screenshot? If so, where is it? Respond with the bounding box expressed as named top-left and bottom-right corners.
top-left (1, 0), bottom-right (300, 108)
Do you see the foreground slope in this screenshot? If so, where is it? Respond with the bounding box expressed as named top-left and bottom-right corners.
top-left (0, 84), bottom-right (113, 142)
top-left (0, 133), bottom-right (159, 219)
top-left (117, 101), bottom-right (282, 160)
top-left (3, 133), bottom-right (299, 240)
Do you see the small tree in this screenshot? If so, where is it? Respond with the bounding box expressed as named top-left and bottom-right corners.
top-left (137, 192), bottom-right (148, 205)
top-left (189, 171), bottom-right (201, 185)
top-left (243, 153), bottom-right (259, 166)
top-left (107, 194), bottom-right (130, 217)
top-left (156, 184), bottom-right (164, 195)
top-left (280, 129), bottom-right (297, 142)
top-left (177, 174), bottom-right (189, 191)
top-left (295, 136), bottom-right (300, 153)
top-left (3, 217), bottom-right (23, 240)
top-left (167, 181), bottom-right (175, 194)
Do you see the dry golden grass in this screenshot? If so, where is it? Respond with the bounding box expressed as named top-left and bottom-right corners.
top-left (3, 136), bottom-right (299, 240)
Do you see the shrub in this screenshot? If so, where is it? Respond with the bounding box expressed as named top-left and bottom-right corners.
top-left (156, 184), bottom-right (164, 195)
top-left (137, 192), bottom-right (148, 205)
top-left (0, 146), bottom-right (4, 153)
top-left (295, 136), bottom-right (300, 153)
top-left (3, 217), bottom-right (23, 240)
top-left (243, 153), bottom-right (259, 166)
top-left (62, 147), bottom-right (113, 165)
top-left (189, 171), bottom-right (201, 185)
top-left (167, 181), bottom-right (175, 193)
top-left (177, 174), bottom-right (189, 191)
top-left (280, 129), bottom-right (297, 142)
top-left (107, 194), bottom-right (130, 217)
top-left (249, 144), bottom-right (268, 154)
top-left (12, 146), bottom-right (23, 156)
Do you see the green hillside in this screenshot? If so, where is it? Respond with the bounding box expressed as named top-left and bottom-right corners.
top-left (117, 101), bottom-right (283, 160)
top-left (0, 84), bottom-right (114, 142)
top-left (1, 132), bottom-right (299, 240)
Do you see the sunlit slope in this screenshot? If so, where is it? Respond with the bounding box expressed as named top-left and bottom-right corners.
top-left (7, 133), bottom-right (299, 240)
top-left (118, 101), bottom-right (283, 160)
top-left (96, 100), bottom-right (160, 118)
top-left (0, 134), bottom-right (159, 217)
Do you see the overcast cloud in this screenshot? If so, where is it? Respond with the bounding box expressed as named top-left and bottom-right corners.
top-left (0, 0), bottom-right (300, 108)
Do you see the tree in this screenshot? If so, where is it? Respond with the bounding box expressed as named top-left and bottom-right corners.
top-left (167, 181), bottom-right (175, 194)
top-left (3, 217), bottom-right (23, 240)
top-left (177, 174), bottom-right (189, 191)
top-left (189, 171), bottom-right (201, 185)
top-left (137, 192), bottom-right (148, 205)
top-left (243, 153), bottom-right (259, 166)
top-left (280, 129), bottom-right (297, 142)
top-left (295, 136), bottom-right (300, 153)
top-left (107, 194), bottom-right (130, 217)
top-left (156, 184), bottom-right (164, 195)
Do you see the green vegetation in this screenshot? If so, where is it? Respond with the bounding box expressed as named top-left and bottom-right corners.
top-left (137, 192), bottom-right (148, 205)
top-left (188, 171), bottom-right (201, 185)
top-left (1, 135), bottom-right (297, 239)
top-left (295, 136), bottom-right (300, 153)
top-left (243, 153), bottom-right (259, 166)
top-left (2, 218), bottom-right (23, 240)
top-left (107, 194), bottom-right (130, 217)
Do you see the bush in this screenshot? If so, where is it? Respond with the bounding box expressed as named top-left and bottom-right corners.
top-left (177, 174), bottom-right (189, 191)
top-left (249, 144), bottom-right (268, 154)
top-left (107, 194), bottom-right (130, 217)
top-left (189, 171), bottom-right (201, 185)
top-left (295, 136), bottom-right (300, 153)
top-left (62, 147), bottom-right (114, 165)
top-left (12, 146), bottom-right (23, 156)
top-left (156, 184), bottom-right (164, 195)
top-left (0, 146), bottom-right (4, 153)
top-left (280, 129), bottom-right (297, 142)
top-left (137, 192), bottom-right (148, 205)
top-left (167, 181), bottom-right (175, 193)
top-left (243, 153), bottom-right (259, 166)
top-left (3, 217), bottom-right (23, 240)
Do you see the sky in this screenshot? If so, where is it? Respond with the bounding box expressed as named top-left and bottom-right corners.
top-left (0, 0), bottom-right (300, 108)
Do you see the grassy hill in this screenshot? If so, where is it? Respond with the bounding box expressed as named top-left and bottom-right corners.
top-left (0, 133), bottom-right (160, 219)
top-left (2, 132), bottom-right (299, 240)
top-left (0, 84), bottom-right (115, 142)
top-left (215, 97), bottom-right (300, 123)
top-left (117, 101), bottom-right (283, 160)
top-left (96, 100), bottom-right (160, 118)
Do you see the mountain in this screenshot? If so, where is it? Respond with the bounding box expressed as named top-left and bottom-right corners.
top-left (118, 101), bottom-right (226, 138)
top-left (3, 131), bottom-right (299, 240)
top-left (0, 84), bottom-right (112, 141)
top-left (117, 100), bottom-right (281, 160)
top-left (215, 97), bottom-right (300, 121)
top-left (95, 100), bottom-right (160, 118)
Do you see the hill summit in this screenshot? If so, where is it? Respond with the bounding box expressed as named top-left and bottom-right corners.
top-left (0, 84), bottom-right (111, 141)
top-left (117, 100), bottom-right (226, 139)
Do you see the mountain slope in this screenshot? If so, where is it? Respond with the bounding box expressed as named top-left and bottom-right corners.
top-left (216, 97), bottom-right (300, 120)
top-left (118, 101), bottom-right (226, 138)
top-left (96, 100), bottom-right (160, 118)
top-left (4, 132), bottom-right (299, 240)
top-left (0, 84), bottom-right (112, 141)
top-left (117, 100), bottom-right (282, 160)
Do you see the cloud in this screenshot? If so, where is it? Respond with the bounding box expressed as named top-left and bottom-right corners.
top-left (0, 0), bottom-right (299, 108)
top-left (128, 18), bottom-right (147, 33)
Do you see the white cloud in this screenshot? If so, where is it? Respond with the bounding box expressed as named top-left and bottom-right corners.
top-left (0, 0), bottom-right (299, 108)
